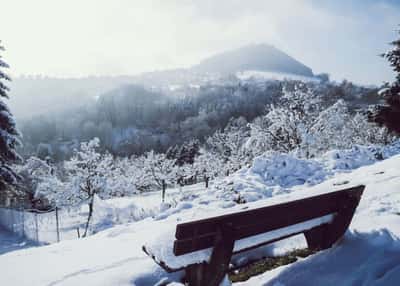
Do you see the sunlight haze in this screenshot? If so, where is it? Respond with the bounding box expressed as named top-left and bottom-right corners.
top-left (0, 0), bottom-right (399, 84)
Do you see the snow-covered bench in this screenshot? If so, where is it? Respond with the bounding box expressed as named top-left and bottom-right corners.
top-left (143, 185), bottom-right (365, 286)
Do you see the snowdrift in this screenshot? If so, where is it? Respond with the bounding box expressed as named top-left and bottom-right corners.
top-left (237, 230), bottom-right (400, 286)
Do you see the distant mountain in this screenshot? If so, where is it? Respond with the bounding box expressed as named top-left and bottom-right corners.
top-left (9, 44), bottom-right (316, 120)
top-left (191, 44), bottom-right (314, 77)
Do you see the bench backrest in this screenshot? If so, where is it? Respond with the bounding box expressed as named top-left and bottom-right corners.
top-left (174, 185), bottom-right (364, 256)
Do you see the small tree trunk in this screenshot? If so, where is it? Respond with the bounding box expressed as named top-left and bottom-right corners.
top-left (83, 195), bottom-right (94, 238)
top-left (205, 176), bottom-right (210, 188)
top-left (55, 207), bottom-right (60, 242)
top-left (162, 180), bottom-right (166, 203)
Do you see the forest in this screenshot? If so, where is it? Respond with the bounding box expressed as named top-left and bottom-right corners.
top-left (18, 78), bottom-right (380, 160)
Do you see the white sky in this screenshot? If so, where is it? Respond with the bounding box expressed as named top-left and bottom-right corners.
top-left (0, 0), bottom-right (399, 85)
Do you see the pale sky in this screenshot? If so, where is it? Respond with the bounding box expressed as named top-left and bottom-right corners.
top-left (0, 0), bottom-right (399, 85)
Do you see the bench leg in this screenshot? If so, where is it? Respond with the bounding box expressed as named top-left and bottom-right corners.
top-left (304, 224), bottom-right (331, 250)
top-left (185, 263), bottom-right (207, 286)
top-left (304, 192), bottom-right (362, 251)
top-left (185, 223), bottom-right (235, 286)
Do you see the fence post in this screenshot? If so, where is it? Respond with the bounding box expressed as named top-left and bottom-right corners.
top-left (35, 212), bottom-right (39, 243)
top-left (21, 207), bottom-right (25, 237)
top-left (11, 209), bottom-right (14, 233)
top-left (55, 207), bottom-right (60, 242)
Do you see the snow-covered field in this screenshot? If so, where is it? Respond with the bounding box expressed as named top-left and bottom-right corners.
top-left (1, 145), bottom-right (400, 286)
top-left (0, 182), bottom-right (207, 244)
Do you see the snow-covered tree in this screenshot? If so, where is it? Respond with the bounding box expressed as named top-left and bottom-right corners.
top-left (206, 117), bottom-right (250, 175)
top-left (309, 100), bottom-right (354, 154)
top-left (166, 139), bottom-right (200, 166)
top-left (246, 84), bottom-right (322, 158)
top-left (142, 150), bottom-right (176, 202)
top-left (193, 148), bottom-right (224, 188)
top-left (246, 83), bottom-right (391, 158)
top-left (63, 138), bottom-right (113, 237)
top-left (349, 113), bottom-right (394, 145)
top-left (14, 156), bottom-right (57, 209)
top-left (0, 41), bottom-right (21, 191)
top-left (374, 28), bottom-right (400, 134)
top-left (101, 162), bottom-right (136, 198)
top-left (113, 156), bottom-right (151, 194)
top-left (34, 171), bottom-right (65, 210)
top-left (16, 156), bottom-right (53, 191)
top-left (174, 163), bottom-right (198, 188)
top-left (311, 100), bottom-right (393, 156)
top-left (18, 157), bottom-right (53, 179)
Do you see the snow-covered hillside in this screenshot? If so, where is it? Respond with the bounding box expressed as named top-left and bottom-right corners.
top-left (236, 70), bottom-right (319, 83)
top-left (1, 147), bottom-right (400, 286)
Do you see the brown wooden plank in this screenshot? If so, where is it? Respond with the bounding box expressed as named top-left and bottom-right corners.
top-left (175, 185), bottom-right (363, 240)
top-left (233, 206), bottom-right (336, 240)
top-left (305, 185), bottom-right (363, 250)
top-left (174, 206), bottom-right (338, 255)
top-left (173, 185), bottom-right (364, 255)
top-left (173, 214), bottom-right (334, 256)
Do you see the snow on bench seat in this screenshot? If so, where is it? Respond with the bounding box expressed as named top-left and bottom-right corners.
top-left (143, 214), bottom-right (334, 271)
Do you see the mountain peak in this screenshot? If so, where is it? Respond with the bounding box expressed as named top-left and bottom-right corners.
top-left (191, 43), bottom-right (313, 77)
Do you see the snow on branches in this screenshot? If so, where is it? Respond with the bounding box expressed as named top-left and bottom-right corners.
top-left (36, 138), bottom-right (114, 236)
top-left (246, 84), bottom-right (392, 158)
top-left (0, 41), bottom-right (21, 192)
top-left (142, 150), bottom-right (176, 202)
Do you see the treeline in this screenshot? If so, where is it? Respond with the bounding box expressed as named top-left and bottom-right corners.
top-left (18, 79), bottom-right (379, 160)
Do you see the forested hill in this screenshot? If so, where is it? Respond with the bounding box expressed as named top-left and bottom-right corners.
top-left (17, 79), bottom-right (380, 161)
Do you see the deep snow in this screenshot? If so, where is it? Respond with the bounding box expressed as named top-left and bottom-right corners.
top-left (236, 230), bottom-right (400, 286)
top-left (0, 146), bottom-right (400, 286)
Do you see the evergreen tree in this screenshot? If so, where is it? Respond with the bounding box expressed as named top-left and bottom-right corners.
top-left (374, 28), bottom-right (400, 134)
top-left (0, 41), bottom-right (21, 190)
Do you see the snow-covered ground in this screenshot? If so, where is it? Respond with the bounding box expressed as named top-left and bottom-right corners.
top-left (1, 145), bottom-right (400, 285)
top-left (236, 229), bottom-right (400, 286)
top-left (0, 227), bottom-right (37, 255)
top-left (0, 182), bottom-right (207, 244)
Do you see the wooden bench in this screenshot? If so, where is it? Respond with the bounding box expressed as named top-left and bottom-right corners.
top-left (143, 185), bottom-right (365, 286)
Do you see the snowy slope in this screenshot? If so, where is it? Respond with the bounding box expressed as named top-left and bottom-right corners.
top-left (236, 230), bottom-right (400, 286)
top-left (0, 150), bottom-right (400, 285)
top-left (236, 70), bottom-right (319, 83)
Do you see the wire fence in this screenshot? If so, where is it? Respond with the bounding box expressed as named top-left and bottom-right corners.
top-left (0, 206), bottom-right (87, 244)
top-left (0, 196), bottom-right (161, 244)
